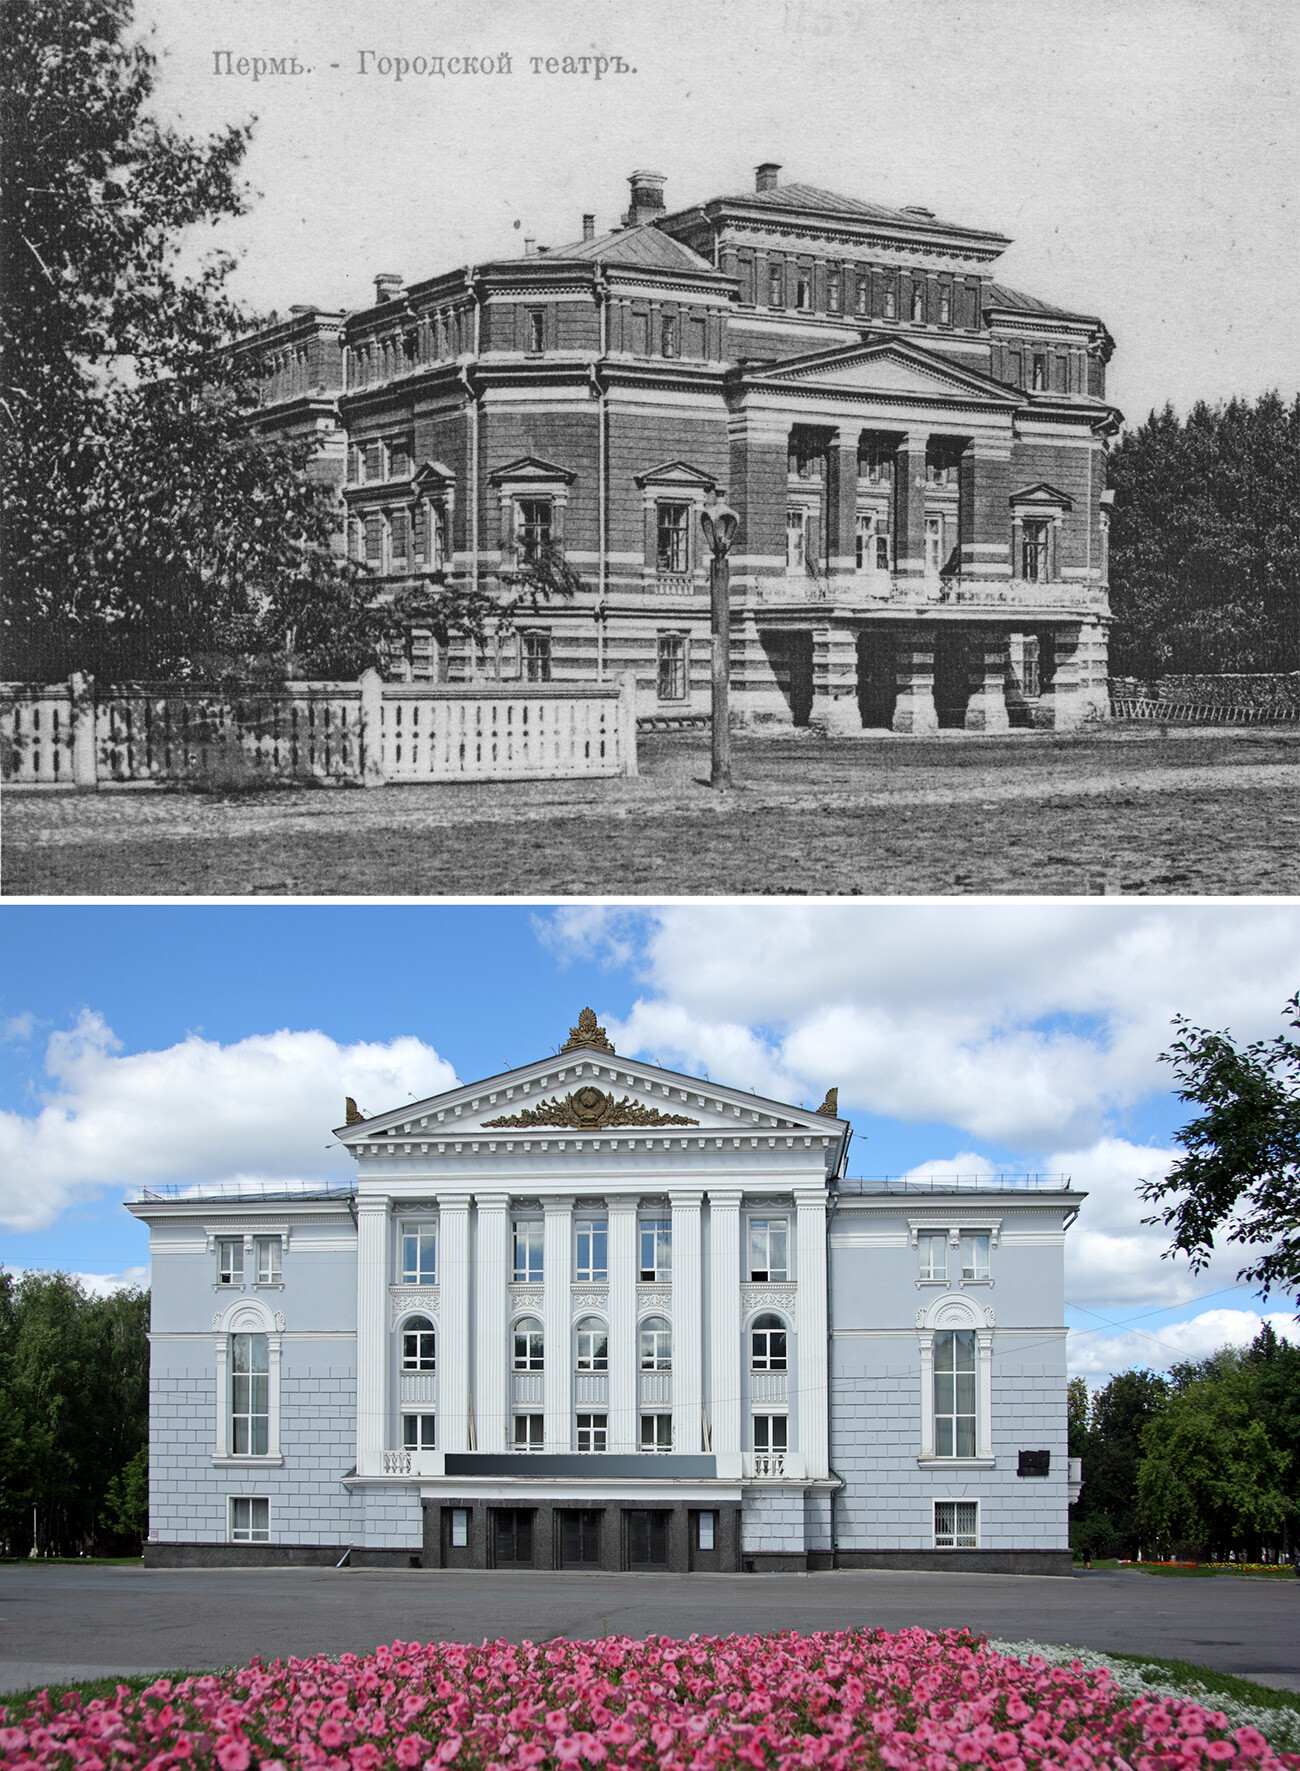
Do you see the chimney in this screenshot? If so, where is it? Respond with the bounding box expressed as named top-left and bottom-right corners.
top-left (755, 162), bottom-right (781, 192)
top-left (523, 235), bottom-right (536, 257)
top-left (623, 169), bottom-right (666, 227)
top-left (373, 273), bottom-right (402, 304)
top-left (288, 304), bottom-right (317, 316)
top-left (901, 205), bottom-right (935, 219)
top-left (582, 213), bottom-right (595, 242)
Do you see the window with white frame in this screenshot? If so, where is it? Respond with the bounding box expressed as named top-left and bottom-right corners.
top-left (751, 1313), bottom-right (787, 1371)
top-left (528, 309), bottom-right (545, 353)
top-left (657, 634), bottom-right (687, 702)
top-left (230, 1333), bottom-right (269, 1456)
top-left (934, 1499), bottom-right (978, 1548)
top-left (924, 514), bottom-right (945, 577)
top-left (639, 1316), bottom-right (672, 1370)
top-left (911, 280), bottom-right (926, 323)
top-left (521, 631), bottom-right (552, 683)
top-left (575, 1316), bottom-right (608, 1372)
top-left (656, 502), bottom-right (690, 573)
top-left (768, 262), bottom-right (784, 307)
top-left (748, 1218), bottom-right (788, 1282)
top-left (401, 1222), bottom-right (436, 1285)
top-left (786, 507), bottom-right (807, 572)
top-left (217, 1238), bottom-right (244, 1287)
top-left (401, 1316), bottom-right (436, 1371)
top-left (827, 269), bottom-right (842, 313)
top-left (795, 272), bottom-right (812, 311)
top-left (576, 1412), bottom-right (607, 1452)
top-left (639, 1219), bottom-right (671, 1282)
top-left (640, 1413), bottom-right (673, 1451)
top-left (516, 498), bottom-right (553, 561)
top-left (856, 513), bottom-right (889, 572)
top-left (960, 1231), bottom-right (991, 1282)
top-left (918, 1232), bottom-right (948, 1283)
top-left (514, 1413), bottom-right (544, 1449)
top-left (229, 1496), bottom-right (269, 1542)
top-left (660, 313), bottom-right (679, 358)
top-left (934, 1329), bottom-right (977, 1457)
top-left (513, 1219), bottom-right (543, 1282)
top-left (450, 1508), bottom-right (469, 1547)
top-left (513, 1316), bottom-right (544, 1371)
top-left (574, 1218), bottom-right (607, 1282)
top-left (697, 1510), bottom-right (716, 1550)
top-left (1021, 518), bottom-right (1050, 582)
top-left (752, 1413), bottom-right (787, 1468)
top-left (254, 1237), bottom-right (281, 1287)
top-left (402, 1414), bottom-right (436, 1450)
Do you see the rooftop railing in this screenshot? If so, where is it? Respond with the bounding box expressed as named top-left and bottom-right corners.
top-left (135, 1180), bottom-right (358, 1203)
top-left (835, 1173), bottom-right (1072, 1195)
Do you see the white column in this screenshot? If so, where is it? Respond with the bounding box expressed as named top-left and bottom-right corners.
top-left (708, 1188), bottom-right (743, 1474)
top-left (268, 1332), bottom-right (283, 1459)
top-left (543, 1196), bottom-right (574, 1451)
top-left (438, 1193), bottom-right (471, 1454)
top-left (670, 1190), bottom-right (703, 1454)
top-left (213, 1334), bottom-right (229, 1457)
top-left (355, 1195), bottom-right (389, 1476)
top-left (977, 1328), bottom-right (994, 1460)
top-left (475, 1192), bottom-right (510, 1452)
top-left (795, 1189), bottom-right (830, 1479)
top-left (607, 1196), bottom-right (639, 1452)
top-left (918, 1333), bottom-right (935, 1460)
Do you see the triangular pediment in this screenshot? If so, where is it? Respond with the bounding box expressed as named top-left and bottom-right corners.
top-left (1010, 481), bottom-right (1073, 509)
top-left (486, 455), bottom-right (576, 486)
top-left (412, 458), bottom-right (456, 489)
top-left (633, 459), bottom-right (717, 491)
top-left (752, 340), bottom-right (1021, 406)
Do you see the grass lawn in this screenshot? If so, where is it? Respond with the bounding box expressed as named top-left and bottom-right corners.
top-left (5, 728), bottom-right (1299, 897)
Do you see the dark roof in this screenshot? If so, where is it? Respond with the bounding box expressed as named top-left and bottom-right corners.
top-left (544, 223), bottom-right (715, 273)
top-left (700, 181), bottom-right (1005, 239)
top-left (985, 283), bottom-right (1099, 324)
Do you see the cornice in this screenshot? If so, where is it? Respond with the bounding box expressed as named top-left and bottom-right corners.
top-left (354, 1131), bottom-right (836, 1157)
top-left (698, 214), bottom-right (1006, 265)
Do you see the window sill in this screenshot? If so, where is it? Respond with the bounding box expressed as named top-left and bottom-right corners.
top-left (253, 1283), bottom-right (285, 1291)
top-left (213, 1283), bottom-right (245, 1292)
top-left (212, 1454), bottom-right (284, 1468)
top-left (917, 1455), bottom-right (994, 1469)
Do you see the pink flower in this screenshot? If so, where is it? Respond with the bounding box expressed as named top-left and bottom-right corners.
top-left (396, 1738), bottom-right (425, 1768)
top-left (436, 1735), bottom-right (463, 1764)
top-left (319, 1721), bottom-right (347, 1748)
top-left (215, 1737), bottom-right (251, 1771)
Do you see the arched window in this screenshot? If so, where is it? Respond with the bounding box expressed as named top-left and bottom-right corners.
top-left (401, 1315), bottom-right (436, 1371)
top-left (513, 1315), bottom-right (544, 1371)
top-left (751, 1312), bottom-right (787, 1372)
top-left (575, 1315), bottom-right (608, 1372)
top-left (639, 1316), bottom-right (672, 1371)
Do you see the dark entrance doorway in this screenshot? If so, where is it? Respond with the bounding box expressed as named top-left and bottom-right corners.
top-left (626, 1510), bottom-right (669, 1569)
top-left (759, 630), bottom-right (814, 727)
top-left (856, 631), bottom-right (898, 728)
top-left (558, 1509), bottom-right (602, 1567)
top-left (933, 630), bottom-right (973, 728)
top-left (492, 1509), bottom-right (534, 1566)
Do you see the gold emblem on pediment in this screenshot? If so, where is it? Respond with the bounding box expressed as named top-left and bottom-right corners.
top-left (561, 1007), bottom-right (616, 1054)
top-left (483, 1085), bottom-right (697, 1130)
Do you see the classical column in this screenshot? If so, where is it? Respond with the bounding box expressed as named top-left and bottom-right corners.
top-left (958, 440), bottom-right (1013, 581)
top-left (543, 1196), bottom-right (574, 1451)
top-left (438, 1193), bottom-right (471, 1454)
top-left (918, 1332), bottom-right (936, 1460)
top-left (670, 1190), bottom-right (703, 1454)
top-left (891, 625), bottom-right (939, 734)
top-left (810, 625), bottom-right (863, 735)
top-left (474, 1192), bottom-right (510, 1452)
top-left (892, 432), bottom-right (929, 583)
top-left (707, 1189), bottom-right (743, 1472)
top-left (355, 1195), bottom-right (389, 1477)
top-left (977, 1329), bottom-right (994, 1460)
top-left (964, 630), bottom-right (1011, 732)
top-left (795, 1190), bottom-right (829, 1480)
top-left (607, 1196), bottom-right (639, 1453)
top-left (826, 434), bottom-right (860, 582)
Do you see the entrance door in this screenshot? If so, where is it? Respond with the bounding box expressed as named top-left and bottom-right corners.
top-left (492, 1509), bottom-right (534, 1566)
top-left (856, 631), bottom-right (897, 729)
top-left (559, 1509), bottom-right (602, 1567)
top-left (626, 1510), bottom-right (669, 1569)
top-left (933, 631), bottom-right (972, 728)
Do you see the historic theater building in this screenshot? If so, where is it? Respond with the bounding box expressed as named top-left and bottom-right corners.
top-left (132, 1012), bottom-right (1083, 1574)
top-left (243, 163), bottom-right (1119, 733)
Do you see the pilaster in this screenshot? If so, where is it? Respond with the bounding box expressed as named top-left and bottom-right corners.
top-left (608, 1197), bottom-right (639, 1452)
top-left (474, 1192), bottom-right (510, 1452)
top-left (891, 625), bottom-right (939, 735)
top-left (727, 412), bottom-right (789, 600)
top-left (810, 625), bottom-right (863, 735)
top-left (543, 1196), bottom-right (574, 1451)
top-left (826, 435), bottom-right (860, 579)
top-left (977, 1329), bottom-right (994, 1460)
top-left (795, 1191), bottom-right (829, 1479)
top-left (892, 432), bottom-right (929, 581)
top-left (670, 1190), bottom-right (703, 1454)
top-left (439, 1194), bottom-right (472, 1453)
top-left (355, 1196), bottom-right (389, 1476)
top-left (959, 441), bottom-right (1013, 579)
top-left (708, 1188), bottom-right (743, 1470)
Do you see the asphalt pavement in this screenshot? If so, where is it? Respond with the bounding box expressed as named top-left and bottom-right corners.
top-left (1, 1564), bottom-right (1297, 1698)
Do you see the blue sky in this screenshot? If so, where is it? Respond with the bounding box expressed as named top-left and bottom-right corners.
top-left (3, 901), bottom-right (1297, 1380)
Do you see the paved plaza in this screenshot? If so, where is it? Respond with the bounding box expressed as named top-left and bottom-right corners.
top-left (2, 1565), bottom-right (1297, 1696)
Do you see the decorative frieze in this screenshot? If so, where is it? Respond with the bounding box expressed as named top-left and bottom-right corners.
top-left (389, 1285), bottom-right (439, 1328)
top-left (741, 1284), bottom-right (797, 1316)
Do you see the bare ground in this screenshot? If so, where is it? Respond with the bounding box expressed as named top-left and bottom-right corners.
top-left (4, 729), bottom-right (1299, 897)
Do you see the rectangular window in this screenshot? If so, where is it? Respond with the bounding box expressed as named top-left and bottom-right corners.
top-left (876, 533), bottom-right (891, 573)
top-left (827, 269), bottom-right (842, 313)
top-left (389, 441), bottom-right (411, 479)
top-left (911, 280), bottom-right (926, 323)
top-left (574, 1218), bottom-right (608, 1282)
top-left (362, 441), bottom-right (382, 483)
top-left (924, 514), bottom-right (944, 577)
top-left (1021, 519), bottom-right (1050, 582)
top-left (883, 280), bottom-right (897, 320)
top-left (516, 497), bottom-right (553, 561)
top-left (390, 509), bottom-right (409, 566)
top-left (640, 1413), bottom-right (673, 1451)
top-left (795, 273), bottom-right (812, 311)
top-left (657, 634), bottom-right (687, 702)
top-left (752, 1414), bottom-right (788, 1472)
top-left (254, 1237), bottom-right (281, 1286)
top-left (855, 273), bottom-right (868, 315)
top-left (935, 1500), bottom-right (979, 1548)
top-left (513, 1219), bottom-right (543, 1282)
top-left (1021, 635), bottom-right (1041, 698)
top-left (402, 1414), bottom-right (436, 1450)
top-left (656, 501), bottom-right (690, 573)
top-left (748, 1218), bottom-right (789, 1282)
top-left (230, 1333), bottom-right (269, 1457)
top-left (786, 508), bottom-right (807, 572)
top-left (229, 1496), bottom-right (269, 1543)
top-left (938, 284), bottom-right (952, 325)
top-left (918, 1232), bottom-right (948, 1282)
top-left (1032, 353), bottom-right (1047, 391)
top-left (217, 1238), bottom-right (244, 1286)
top-left (960, 1231), bottom-right (991, 1281)
top-left (697, 1510), bottom-right (716, 1551)
top-left (522, 631), bottom-right (552, 682)
top-left (576, 1413), bottom-right (607, 1452)
top-left (859, 435), bottom-right (895, 485)
top-left (514, 1413), bottom-right (544, 1449)
top-left (768, 261), bottom-right (784, 307)
top-left (639, 1219), bottom-right (671, 1282)
top-left (528, 309), bottom-right (545, 353)
top-left (450, 1507), bottom-right (469, 1548)
top-left (660, 313), bottom-right (678, 357)
top-left (364, 515), bottom-right (384, 567)
top-left (934, 1329), bottom-right (977, 1458)
top-left (401, 1223), bottom-right (437, 1286)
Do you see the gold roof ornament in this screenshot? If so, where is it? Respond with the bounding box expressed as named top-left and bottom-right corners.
top-left (345, 1096), bottom-right (364, 1125)
top-left (484, 1086), bottom-right (696, 1130)
top-left (815, 1088), bottom-right (839, 1118)
top-left (562, 1007), bottom-right (616, 1054)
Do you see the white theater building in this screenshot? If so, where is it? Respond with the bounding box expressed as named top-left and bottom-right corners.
top-left (133, 1011), bottom-right (1083, 1574)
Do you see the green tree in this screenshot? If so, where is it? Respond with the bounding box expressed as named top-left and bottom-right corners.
top-left (1067, 1375), bottom-right (1090, 1457)
top-left (1070, 1367), bottom-right (1169, 1556)
top-left (1107, 394), bottom-right (1300, 678)
top-left (1140, 993), bottom-right (1300, 1310)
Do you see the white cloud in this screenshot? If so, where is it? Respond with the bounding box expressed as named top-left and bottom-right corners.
top-left (1069, 1308), bottom-right (1297, 1383)
top-left (3, 1264), bottom-right (150, 1298)
top-left (0, 1013), bottom-right (459, 1232)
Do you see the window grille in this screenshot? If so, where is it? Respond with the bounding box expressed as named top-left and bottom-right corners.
top-left (935, 1500), bottom-right (979, 1548)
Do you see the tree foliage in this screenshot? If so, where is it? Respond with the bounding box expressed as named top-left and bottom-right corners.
top-left (1069, 1367), bottom-right (1169, 1556)
top-left (1140, 993), bottom-right (1300, 1310)
top-left (1107, 394), bottom-right (1300, 678)
top-left (0, 1271), bottom-right (149, 1554)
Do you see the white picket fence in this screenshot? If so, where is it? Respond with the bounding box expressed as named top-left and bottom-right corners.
top-left (1, 671), bottom-right (637, 788)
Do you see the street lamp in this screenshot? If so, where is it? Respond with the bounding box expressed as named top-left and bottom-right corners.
top-left (700, 490), bottom-right (739, 788)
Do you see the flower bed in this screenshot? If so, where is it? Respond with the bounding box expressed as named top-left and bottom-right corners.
top-left (2, 1629), bottom-right (1297, 1771)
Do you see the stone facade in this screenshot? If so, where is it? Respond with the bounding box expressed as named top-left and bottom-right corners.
top-left (237, 165), bottom-right (1119, 732)
top-left (131, 1015), bottom-right (1083, 1574)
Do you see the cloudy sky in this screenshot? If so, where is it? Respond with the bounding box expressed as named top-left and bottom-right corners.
top-left (3, 903), bottom-right (1296, 1383)
top-left (127, 0), bottom-right (1300, 424)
